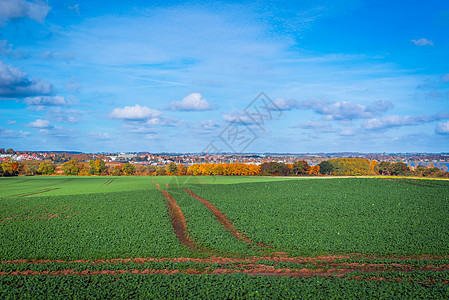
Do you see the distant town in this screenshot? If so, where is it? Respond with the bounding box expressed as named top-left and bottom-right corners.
top-left (1, 148), bottom-right (448, 170)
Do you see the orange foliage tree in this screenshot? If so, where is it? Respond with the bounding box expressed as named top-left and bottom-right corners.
top-left (309, 165), bottom-right (320, 175)
top-left (187, 163), bottom-right (260, 176)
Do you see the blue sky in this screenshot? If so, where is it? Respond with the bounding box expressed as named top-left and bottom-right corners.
top-left (1, 0), bottom-right (448, 153)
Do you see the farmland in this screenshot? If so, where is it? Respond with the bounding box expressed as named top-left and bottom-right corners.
top-left (1, 176), bottom-right (449, 298)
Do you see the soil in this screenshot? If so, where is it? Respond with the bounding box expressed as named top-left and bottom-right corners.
top-left (104, 179), bottom-right (115, 185)
top-left (1, 263), bottom-right (448, 278)
top-left (160, 190), bottom-right (198, 250)
top-left (194, 178), bottom-right (207, 184)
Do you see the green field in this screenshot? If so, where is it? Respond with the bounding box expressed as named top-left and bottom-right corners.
top-left (189, 178), bottom-right (449, 256)
top-left (1, 176), bottom-right (448, 298)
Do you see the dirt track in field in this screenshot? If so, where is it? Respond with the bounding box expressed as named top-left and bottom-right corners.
top-left (183, 189), bottom-right (266, 247)
top-left (1, 262), bottom-right (448, 278)
top-left (160, 190), bottom-right (199, 250)
top-left (194, 177), bottom-right (207, 184)
top-left (2, 254), bottom-right (448, 279)
top-left (9, 188), bottom-right (60, 197)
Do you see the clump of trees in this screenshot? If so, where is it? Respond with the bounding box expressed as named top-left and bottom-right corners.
top-left (37, 161), bottom-right (56, 175)
top-left (376, 161), bottom-right (448, 178)
top-left (187, 163), bottom-right (260, 176)
top-left (259, 161), bottom-right (319, 176)
top-left (260, 162), bottom-right (290, 176)
top-left (323, 158), bottom-right (377, 176)
top-left (0, 160), bottom-right (21, 176)
top-left (89, 159), bottom-right (106, 175)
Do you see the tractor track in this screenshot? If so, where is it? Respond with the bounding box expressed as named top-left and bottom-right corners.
top-left (183, 189), bottom-right (267, 247)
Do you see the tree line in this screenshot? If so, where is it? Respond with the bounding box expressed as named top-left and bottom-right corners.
top-left (1, 158), bottom-right (448, 178)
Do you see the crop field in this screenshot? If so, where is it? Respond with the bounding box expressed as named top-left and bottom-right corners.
top-left (1, 176), bottom-right (449, 298)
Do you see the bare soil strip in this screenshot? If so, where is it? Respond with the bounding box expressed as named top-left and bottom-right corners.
top-left (103, 179), bottom-right (115, 186)
top-left (9, 188), bottom-right (60, 198)
top-left (194, 178), bottom-right (207, 184)
top-left (183, 189), bottom-right (265, 246)
top-left (1, 264), bottom-right (448, 278)
top-left (160, 190), bottom-right (198, 250)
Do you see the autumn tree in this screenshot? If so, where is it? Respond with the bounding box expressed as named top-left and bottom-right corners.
top-left (89, 159), bottom-right (106, 175)
top-left (177, 163), bottom-right (187, 176)
top-left (38, 160), bottom-right (56, 175)
top-left (23, 161), bottom-right (40, 176)
top-left (78, 162), bottom-right (91, 176)
top-left (327, 158), bottom-right (374, 176)
top-left (376, 161), bottom-right (392, 175)
top-left (62, 160), bottom-right (80, 175)
top-left (156, 168), bottom-right (167, 176)
top-left (187, 164), bottom-right (200, 175)
top-left (260, 162), bottom-right (291, 176)
top-left (145, 165), bottom-right (157, 176)
top-left (112, 165), bottom-right (122, 176)
top-left (390, 162), bottom-right (409, 176)
top-left (122, 162), bottom-right (135, 175)
top-left (134, 165), bottom-right (147, 176)
top-left (1, 159), bottom-right (20, 176)
top-left (167, 162), bottom-right (177, 175)
top-left (292, 160), bottom-right (310, 175)
top-left (309, 165), bottom-right (320, 175)
top-left (318, 161), bottom-right (334, 175)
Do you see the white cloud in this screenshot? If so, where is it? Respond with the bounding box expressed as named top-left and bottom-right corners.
top-left (411, 38), bottom-right (433, 47)
top-left (46, 108), bottom-right (84, 124)
top-left (110, 104), bottom-right (161, 120)
top-left (0, 128), bottom-right (29, 138)
top-left (0, 61), bottom-right (53, 98)
top-left (0, 0), bottom-right (50, 25)
top-left (363, 111), bottom-right (449, 130)
top-left (23, 96), bottom-right (68, 106)
top-left (338, 128), bottom-right (356, 136)
top-left (193, 118), bottom-right (220, 133)
top-left (270, 98), bottom-right (300, 111)
top-left (167, 93), bottom-right (214, 111)
top-left (436, 121), bottom-right (449, 135)
top-left (28, 119), bottom-right (52, 128)
top-left (295, 120), bottom-right (336, 133)
top-left (299, 98), bottom-right (393, 120)
top-left (222, 111), bottom-right (259, 124)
